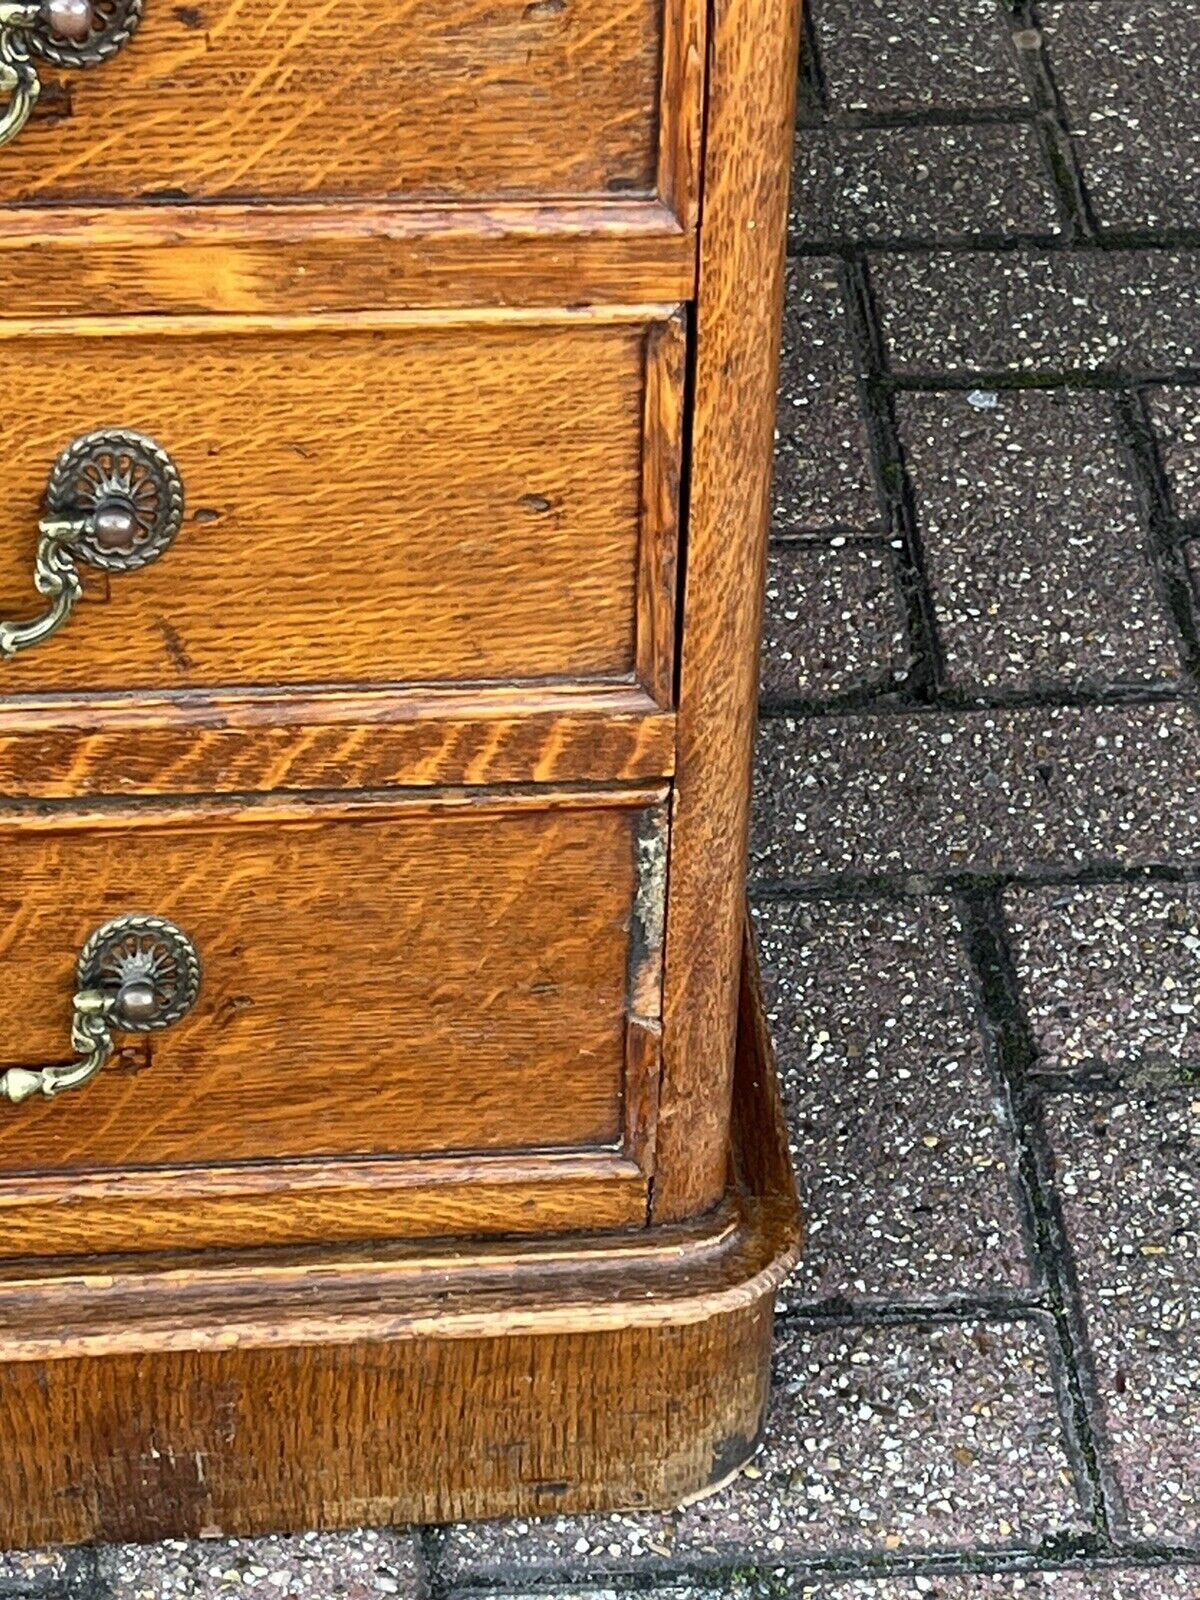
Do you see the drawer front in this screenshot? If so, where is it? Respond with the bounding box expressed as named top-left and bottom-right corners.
top-left (0, 309), bottom-right (682, 701)
top-left (0, 788), bottom-right (666, 1254)
top-left (0, 0), bottom-right (698, 208)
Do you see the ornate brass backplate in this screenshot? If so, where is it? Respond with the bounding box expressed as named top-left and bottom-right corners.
top-left (0, 914), bottom-right (201, 1105)
top-left (0, 0), bottom-right (141, 148)
top-left (0, 428), bottom-right (184, 661)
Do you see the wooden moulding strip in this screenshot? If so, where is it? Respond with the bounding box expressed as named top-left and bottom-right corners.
top-left (0, 685), bottom-right (676, 799)
top-left (0, 304), bottom-right (686, 339)
top-left (0, 682), bottom-right (668, 733)
top-left (0, 780), bottom-right (671, 832)
top-left (0, 1151), bottom-right (648, 1210)
top-left (654, 0), bottom-right (801, 1220)
top-left (657, 0), bottom-right (707, 228)
top-left (0, 1209), bottom-right (797, 1359)
top-left (0, 202), bottom-right (696, 317)
top-left (0, 199), bottom-right (686, 250)
top-left (0, 1199), bottom-right (743, 1297)
top-left (0, 1154), bottom-right (651, 1266)
top-left (636, 313), bottom-right (688, 709)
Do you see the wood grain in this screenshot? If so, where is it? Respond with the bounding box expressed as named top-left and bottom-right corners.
top-left (653, 0), bottom-right (800, 1219)
top-left (0, 946), bottom-right (799, 1541)
top-left (657, 0), bottom-right (706, 227)
top-left (0, 782), bottom-right (669, 831)
top-left (0, 1196), bottom-right (737, 1283)
top-left (3, 0), bottom-right (668, 204)
top-left (0, 792), bottom-right (655, 1178)
top-left (636, 311), bottom-right (687, 707)
top-left (0, 309), bottom-right (682, 698)
top-left (0, 923), bottom-right (799, 1333)
top-left (0, 0), bottom-right (810, 1529)
top-left (0, 686), bottom-right (674, 798)
top-left (0, 202), bottom-right (695, 317)
top-left (0, 1154), bottom-right (648, 1258)
top-left (0, 1311), bottom-right (774, 1542)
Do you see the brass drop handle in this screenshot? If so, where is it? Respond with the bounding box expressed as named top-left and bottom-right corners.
top-left (0, 429), bottom-right (185, 661)
top-left (0, 0), bottom-right (141, 150)
top-left (0, 914), bottom-right (201, 1106)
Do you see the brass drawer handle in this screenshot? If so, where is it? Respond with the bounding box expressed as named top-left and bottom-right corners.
top-left (0, 0), bottom-right (140, 149)
top-left (0, 428), bottom-right (184, 661)
top-left (1, 913), bottom-right (201, 1105)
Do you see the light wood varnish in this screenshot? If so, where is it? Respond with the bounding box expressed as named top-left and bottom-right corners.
top-left (0, 0), bottom-right (801, 1536)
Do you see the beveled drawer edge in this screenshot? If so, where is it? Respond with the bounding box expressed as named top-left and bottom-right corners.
top-left (0, 779), bottom-right (671, 831)
top-left (0, 681), bottom-right (668, 730)
top-left (0, 685), bottom-right (675, 797)
top-left (0, 302), bottom-right (684, 340)
top-left (0, 1152), bottom-right (650, 1263)
top-left (0, 198), bottom-right (689, 243)
top-left (0, 201), bottom-right (696, 317)
top-left (0, 1149), bottom-right (645, 1201)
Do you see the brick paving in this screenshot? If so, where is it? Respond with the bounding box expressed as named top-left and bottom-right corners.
top-left (1039, 2), bottom-right (1200, 234)
top-left (94, 1533), bottom-right (427, 1600)
top-left (873, 251), bottom-right (1200, 375)
top-left (7, 2), bottom-right (1200, 1596)
top-left (755, 896), bottom-right (1030, 1309)
top-left (761, 544), bottom-right (910, 702)
top-left (895, 390), bottom-right (1181, 692)
top-left (1147, 389), bottom-right (1200, 526)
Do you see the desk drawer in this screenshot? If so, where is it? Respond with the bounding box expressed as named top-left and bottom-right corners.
top-left (0, 786), bottom-right (666, 1256)
top-left (0, 0), bottom-right (699, 210)
top-left (0, 309), bottom-right (683, 703)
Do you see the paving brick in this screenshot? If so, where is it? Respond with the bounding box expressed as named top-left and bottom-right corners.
top-left (897, 389), bottom-right (1181, 691)
top-left (439, 1318), bottom-right (1084, 1581)
top-left (1146, 386), bottom-right (1200, 523)
top-left (775, 259), bottom-right (881, 535)
top-left (1004, 881), bottom-right (1200, 1078)
top-left (754, 896), bottom-right (1029, 1307)
top-left (1042, 2), bottom-right (1200, 233)
top-left (790, 124), bottom-right (1061, 248)
top-left (97, 1530), bottom-right (426, 1599)
top-left (751, 703), bottom-right (1200, 881)
top-left (0, 1550), bottom-right (71, 1594)
top-left (761, 543), bottom-right (909, 702)
top-left (813, 0), bottom-right (1030, 113)
top-left (802, 1572), bottom-right (1200, 1597)
top-left (874, 251), bottom-right (1200, 376)
top-left (1045, 1089), bottom-right (1200, 1544)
